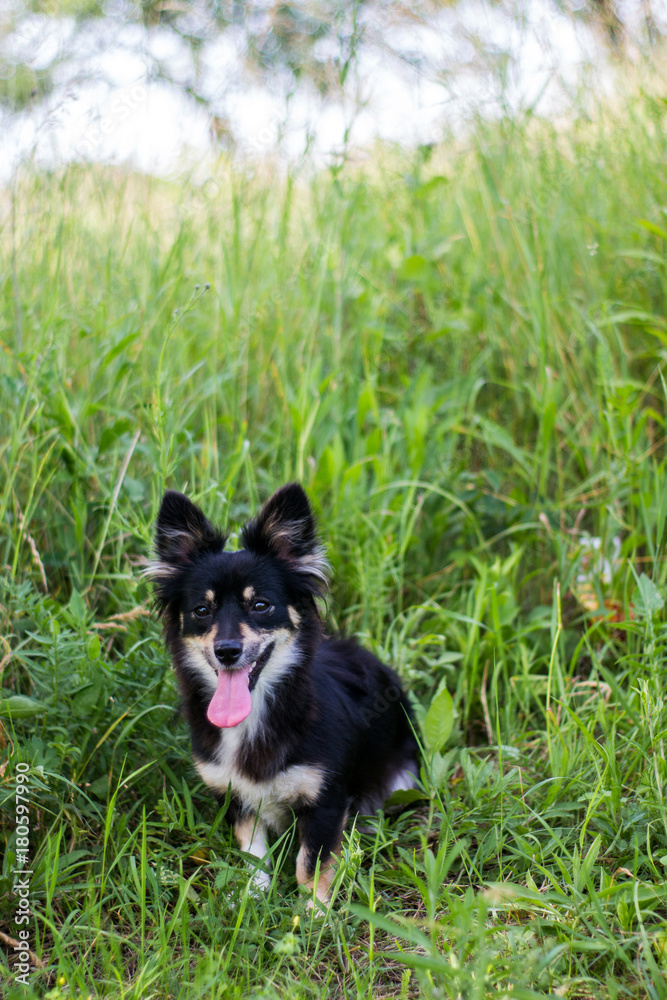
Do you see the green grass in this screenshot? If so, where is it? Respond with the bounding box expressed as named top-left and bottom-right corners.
top-left (2, 77), bottom-right (667, 998)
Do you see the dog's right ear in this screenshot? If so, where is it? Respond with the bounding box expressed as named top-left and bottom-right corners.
top-left (241, 483), bottom-right (329, 593)
top-left (149, 491), bottom-right (225, 579)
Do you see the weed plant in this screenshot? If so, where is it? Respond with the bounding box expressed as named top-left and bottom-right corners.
top-left (1, 82), bottom-right (667, 998)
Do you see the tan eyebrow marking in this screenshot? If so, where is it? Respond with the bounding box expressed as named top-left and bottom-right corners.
top-left (205, 589), bottom-right (215, 603)
top-left (243, 586), bottom-right (255, 602)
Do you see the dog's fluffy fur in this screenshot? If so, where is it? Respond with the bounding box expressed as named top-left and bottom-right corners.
top-left (150, 483), bottom-right (418, 901)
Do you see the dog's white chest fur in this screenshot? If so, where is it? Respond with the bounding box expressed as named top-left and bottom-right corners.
top-left (194, 732), bottom-right (325, 832)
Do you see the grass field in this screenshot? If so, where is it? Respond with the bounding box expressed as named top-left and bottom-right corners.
top-left (2, 76), bottom-right (667, 999)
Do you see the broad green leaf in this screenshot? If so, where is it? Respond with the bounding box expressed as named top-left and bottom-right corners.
top-left (68, 588), bottom-right (87, 624)
top-left (424, 687), bottom-right (454, 753)
top-left (0, 695), bottom-right (48, 718)
top-left (71, 678), bottom-right (106, 715)
top-left (385, 788), bottom-right (429, 808)
top-left (87, 633), bottom-right (101, 661)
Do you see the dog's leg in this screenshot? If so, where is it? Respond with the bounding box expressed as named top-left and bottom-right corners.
top-left (234, 814), bottom-right (271, 891)
top-left (296, 804), bottom-right (348, 905)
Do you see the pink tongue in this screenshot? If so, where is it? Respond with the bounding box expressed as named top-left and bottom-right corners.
top-left (207, 666), bottom-right (252, 728)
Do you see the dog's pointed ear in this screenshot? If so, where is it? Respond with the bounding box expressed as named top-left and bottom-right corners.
top-left (241, 483), bottom-right (329, 592)
top-left (149, 491), bottom-right (225, 578)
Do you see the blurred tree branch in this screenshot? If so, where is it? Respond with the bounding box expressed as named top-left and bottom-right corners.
top-left (0, 0), bottom-right (662, 121)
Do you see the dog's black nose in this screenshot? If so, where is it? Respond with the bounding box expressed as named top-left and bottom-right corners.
top-left (214, 640), bottom-right (243, 666)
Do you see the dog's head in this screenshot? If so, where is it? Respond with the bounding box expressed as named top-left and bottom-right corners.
top-left (148, 484), bottom-right (328, 729)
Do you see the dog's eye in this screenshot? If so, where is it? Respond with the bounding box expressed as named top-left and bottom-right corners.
top-left (193, 605), bottom-right (210, 618)
top-left (252, 599), bottom-right (271, 613)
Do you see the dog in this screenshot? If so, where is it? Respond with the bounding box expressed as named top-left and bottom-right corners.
top-left (149, 483), bottom-right (418, 903)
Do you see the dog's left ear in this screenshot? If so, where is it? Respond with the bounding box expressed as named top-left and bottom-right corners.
top-left (242, 483), bottom-right (329, 592)
top-left (147, 491), bottom-right (225, 582)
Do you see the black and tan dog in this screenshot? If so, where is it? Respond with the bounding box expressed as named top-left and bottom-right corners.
top-left (149, 483), bottom-right (418, 902)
